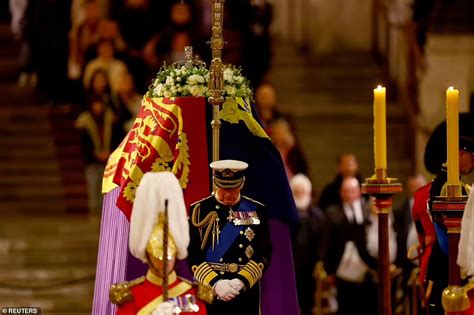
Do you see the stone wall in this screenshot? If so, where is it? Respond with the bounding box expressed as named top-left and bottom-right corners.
top-left (271, 0), bottom-right (373, 53)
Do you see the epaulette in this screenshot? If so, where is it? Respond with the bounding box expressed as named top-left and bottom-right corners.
top-left (243, 196), bottom-right (265, 207)
top-left (190, 195), bottom-right (214, 207)
top-left (179, 277), bottom-right (215, 304)
top-left (109, 276), bottom-right (145, 305)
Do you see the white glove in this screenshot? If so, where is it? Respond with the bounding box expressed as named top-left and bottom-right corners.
top-left (213, 279), bottom-right (240, 301)
top-left (152, 301), bottom-right (174, 315)
top-left (229, 278), bottom-right (244, 291)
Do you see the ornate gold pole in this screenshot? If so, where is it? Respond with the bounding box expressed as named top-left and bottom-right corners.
top-left (208, 0), bottom-right (225, 166)
top-left (362, 172), bottom-right (402, 315)
top-left (163, 199), bottom-right (169, 301)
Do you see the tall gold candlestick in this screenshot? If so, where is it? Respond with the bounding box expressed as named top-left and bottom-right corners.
top-left (446, 86), bottom-right (459, 186)
top-left (374, 85), bottom-right (387, 177)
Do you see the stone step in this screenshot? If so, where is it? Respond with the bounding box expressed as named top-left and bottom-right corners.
top-left (0, 167), bottom-right (83, 178)
top-left (0, 216), bottom-right (100, 235)
top-left (0, 136), bottom-right (54, 146)
top-left (0, 144), bottom-right (55, 156)
top-left (0, 162), bottom-right (59, 172)
top-left (0, 265), bottom-right (95, 283)
top-left (0, 186), bottom-right (86, 200)
top-left (0, 127), bottom-right (51, 138)
top-left (0, 201), bottom-right (67, 213)
top-left (2, 237), bottom-right (98, 253)
top-left (0, 174), bottom-right (62, 185)
top-left (0, 282), bottom-right (94, 300)
top-left (0, 106), bottom-right (49, 119)
top-left (0, 251), bottom-right (98, 267)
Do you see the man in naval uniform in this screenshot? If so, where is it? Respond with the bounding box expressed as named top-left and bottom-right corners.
top-left (187, 160), bottom-right (272, 315)
top-left (110, 172), bottom-right (213, 315)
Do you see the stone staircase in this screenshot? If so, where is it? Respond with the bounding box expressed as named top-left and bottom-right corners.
top-left (0, 107), bottom-right (67, 213)
top-left (270, 43), bottom-right (412, 200)
top-left (0, 20), bottom-right (97, 314)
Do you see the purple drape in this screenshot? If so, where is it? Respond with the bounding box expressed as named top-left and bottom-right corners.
top-left (92, 188), bottom-right (129, 315)
top-left (261, 219), bottom-right (299, 315)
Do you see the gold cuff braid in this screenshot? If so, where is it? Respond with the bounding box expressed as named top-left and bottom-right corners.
top-left (238, 260), bottom-right (263, 288)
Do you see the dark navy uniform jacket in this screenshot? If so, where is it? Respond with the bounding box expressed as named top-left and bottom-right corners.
top-left (187, 194), bottom-right (272, 315)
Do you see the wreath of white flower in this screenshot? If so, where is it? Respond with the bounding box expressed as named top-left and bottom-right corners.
top-left (147, 61), bottom-right (252, 98)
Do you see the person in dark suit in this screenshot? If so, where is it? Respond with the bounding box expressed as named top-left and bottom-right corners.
top-left (187, 160), bottom-right (272, 315)
top-left (322, 177), bottom-right (378, 315)
top-left (318, 153), bottom-right (363, 212)
top-left (290, 174), bottom-right (325, 315)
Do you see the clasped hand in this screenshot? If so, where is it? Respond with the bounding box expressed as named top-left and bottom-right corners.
top-left (213, 279), bottom-right (245, 301)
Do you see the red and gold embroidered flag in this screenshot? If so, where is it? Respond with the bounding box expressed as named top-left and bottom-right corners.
top-left (103, 97), bottom-right (210, 219)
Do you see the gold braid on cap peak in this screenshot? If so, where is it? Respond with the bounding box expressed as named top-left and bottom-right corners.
top-left (213, 177), bottom-right (244, 189)
top-left (191, 204), bottom-right (219, 250)
top-left (146, 213), bottom-right (178, 260)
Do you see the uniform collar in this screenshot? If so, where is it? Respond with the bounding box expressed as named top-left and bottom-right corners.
top-left (146, 270), bottom-right (177, 286)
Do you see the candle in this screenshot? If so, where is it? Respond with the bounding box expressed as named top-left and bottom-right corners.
top-left (446, 86), bottom-right (459, 185)
top-left (374, 85), bottom-right (387, 172)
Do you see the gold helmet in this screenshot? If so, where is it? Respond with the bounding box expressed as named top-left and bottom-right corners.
top-left (145, 212), bottom-right (178, 261)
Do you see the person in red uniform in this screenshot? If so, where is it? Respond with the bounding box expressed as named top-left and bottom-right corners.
top-left (110, 172), bottom-right (213, 315)
top-left (411, 183), bottom-right (435, 290)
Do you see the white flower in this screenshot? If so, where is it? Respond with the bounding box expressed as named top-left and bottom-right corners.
top-left (150, 63), bottom-right (252, 98)
top-left (224, 68), bottom-right (234, 82)
top-left (189, 85), bottom-right (201, 96)
top-left (199, 85), bottom-right (208, 95)
top-left (187, 74), bottom-right (205, 85)
top-left (234, 76), bottom-right (244, 84)
top-left (166, 76), bottom-right (174, 86)
top-left (225, 85), bottom-right (236, 96)
top-left (153, 83), bottom-right (164, 96)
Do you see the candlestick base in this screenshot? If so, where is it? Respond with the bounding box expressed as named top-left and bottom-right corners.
top-left (375, 168), bottom-right (387, 181)
top-left (443, 184), bottom-right (463, 198)
top-left (362, 180), bottom-right (403, 196)
top-left (362, 173), bottom-right (402, 315)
